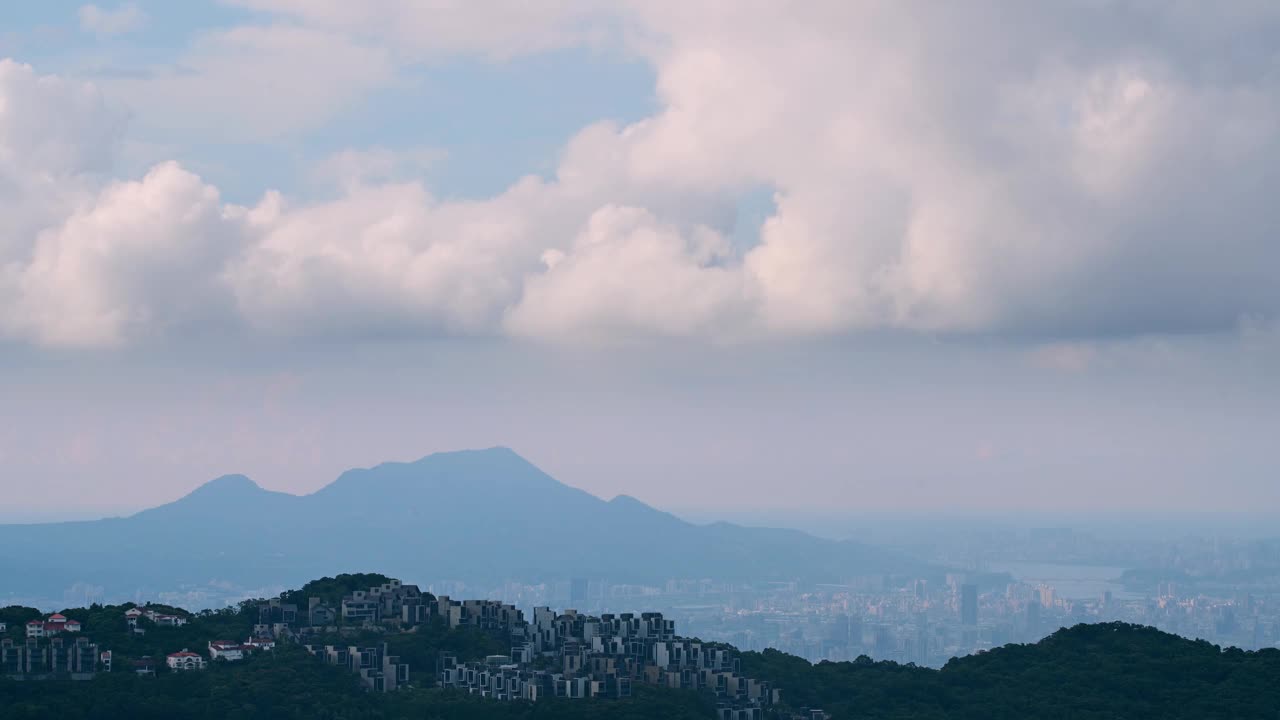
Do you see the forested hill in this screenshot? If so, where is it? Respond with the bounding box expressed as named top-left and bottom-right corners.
top-left (743, 622), bottom-right (1280, 720)
top-left (2, 616), bottom-right (1278, 719)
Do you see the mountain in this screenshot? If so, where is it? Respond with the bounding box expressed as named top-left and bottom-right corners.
top-left (0, 447), bottom-right (926, 598)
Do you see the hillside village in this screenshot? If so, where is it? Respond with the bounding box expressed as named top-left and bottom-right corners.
top-left (0, 574), bottom-right (826, 720)
top-left (293, 577), bottom-right (794, 719)
top-left (4, 582), bottom-right (1280, 720)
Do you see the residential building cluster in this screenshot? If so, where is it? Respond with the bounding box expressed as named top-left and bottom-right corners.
top-left (125, 607), bottom-right (189, 628)
top-left (295, 578), bottom-right (790, 719)
top-left (1, 636), bottom-right (103, 678)
top-left (305, 642), bottom-right (410, 692)
top-left (438, 607), bottom-right (779, 720)
top-left (3, 614), bottom-right (104, 680)
top-left (121, 604), bottom-right (273, 672)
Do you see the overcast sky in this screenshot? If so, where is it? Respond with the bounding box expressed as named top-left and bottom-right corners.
top-left (1, 1), bottom-right (1278, 521)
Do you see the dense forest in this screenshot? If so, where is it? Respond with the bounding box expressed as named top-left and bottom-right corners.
top-left (741, 622), bottom-right (1280, 719)
top-left (3, 576), bottom-right (1278, 719)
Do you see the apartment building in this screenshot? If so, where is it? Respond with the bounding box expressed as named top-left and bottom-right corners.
top-left (257, 598), bottom-right (298, 626)
top-left (300, 577), bottom-right (776, 714)
top-left (340, 579), bottom-right (425, 627)
top-left (435, 606), bottom-right (775, 715)
top-left (307, 597), bottom-right (338, 626)
top-left (305, 642), bottom-right (409, 692)
top-left (2, 636), bottom-right (99, 679)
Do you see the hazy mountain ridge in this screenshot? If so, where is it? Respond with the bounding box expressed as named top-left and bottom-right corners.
top-left (0, 447), bottom-right (926, 598)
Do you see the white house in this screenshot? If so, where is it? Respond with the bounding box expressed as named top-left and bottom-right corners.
top-left (167, 650), bottom-right (207, 671)
top-left (150, 613), bottom-right (187, 627)
top-left (208, 641), bottom-right (246, 661)
top-left (49, 614), bottom-right (82, 633)
top-left (29, 614), bottom-right (82, 638)
top-left (246, 636), bottom-right (276, 651)
top-left (0, 621), bottom-right (7, 633)
top-left (128, 608), bottom-right (189, 627)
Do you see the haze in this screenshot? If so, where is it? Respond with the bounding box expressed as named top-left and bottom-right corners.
top-left (2, 1), bottom-right (1279, 522)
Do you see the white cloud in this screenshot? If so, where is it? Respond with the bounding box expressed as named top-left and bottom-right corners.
top-left (0, 59), bottom-right (124, 266)
top-left (78, 3), bottom-right (148, 36)
top-left (3, 162), bottom-right (243, 347)
top-left (6, 1), bottom-right (1280, 348)
top-left (224, 181), bottom-right (532, 338)
top-left (505, 205), bottom-right (752, 343)
top-left (612, 2), bottom-right (1280, 338)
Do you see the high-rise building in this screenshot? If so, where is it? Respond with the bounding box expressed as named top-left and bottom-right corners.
top-left (569, 578), bottom-right (588, 611)
top-left (826, 614), bottom-right (850, 645)
top-left (960, 584), bottom-right (978, 626)
top-left (848, 615), bottom-right (863, 650)
top-left (913, 629), bottom-right (929, 665)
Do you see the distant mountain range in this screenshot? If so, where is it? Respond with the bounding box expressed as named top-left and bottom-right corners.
top-left (0, 447), bottom-right (928, 598)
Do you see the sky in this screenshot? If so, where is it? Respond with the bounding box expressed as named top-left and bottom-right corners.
top-left (1, 1), bottom-right (1278, 522)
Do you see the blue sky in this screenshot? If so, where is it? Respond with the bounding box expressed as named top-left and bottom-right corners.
top-left (1, 2), bottom-right (1278, 519)
top-left (1, 1), bottom-right (659, 202)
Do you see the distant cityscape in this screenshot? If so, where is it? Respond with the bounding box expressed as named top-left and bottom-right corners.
top-left (8, 523), bottom-right (1278, 671)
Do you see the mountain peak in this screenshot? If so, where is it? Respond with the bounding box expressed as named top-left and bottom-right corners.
top-left (609, 494), bottom-right (648, 508)
top-left (411, 446), bottom-right (526, 465)
top-left (608, 494), bottom-right (687, 526)
top-left (403, 446), bottom-right (553, 484)
top-left (191, 474), bottom-right (262, 495)
top-left (315, 446), bottom-right (562, 500)
top-left (125, 473), bottom-right (281, 522)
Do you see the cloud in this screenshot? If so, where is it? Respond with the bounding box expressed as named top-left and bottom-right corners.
top-left (504, 205), bottom-right (753, 343)
top-left (224, 181), bottom-right (530, 338)
top-left (0, 59), bottom-right (124, 264)
top-left (5, 1), bottom-right (1280, 348)
top-left (78, 4), bottom-right (148, 36)
top-left (613, 2), bottom-right (1280, 338)
top-left (3, 162), bottom-right (243, 347)
top-left (0, 61), bottom-right (243, 347)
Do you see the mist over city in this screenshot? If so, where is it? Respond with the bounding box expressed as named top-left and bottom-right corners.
top-left (2, 2), bottom-right (1279, 718)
